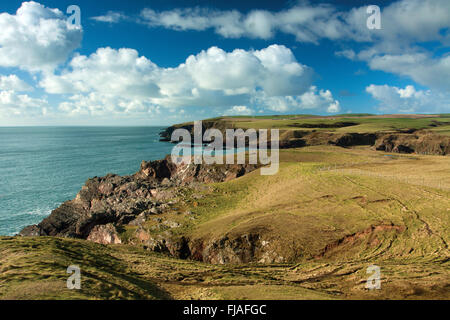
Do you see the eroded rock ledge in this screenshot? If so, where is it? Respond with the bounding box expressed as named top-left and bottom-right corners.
top-left (160, 121), bottom-right (450, 155)
top-left (19, 156), bottom-right (259, 241)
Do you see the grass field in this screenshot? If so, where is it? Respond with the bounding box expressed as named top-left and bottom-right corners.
top-left (2, 144), bottom-right (448, 300)
top-left (197, 114), bottom-right (450, 134)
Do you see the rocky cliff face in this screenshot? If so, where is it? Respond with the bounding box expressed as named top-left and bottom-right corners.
top-left (159, 120), bottom-right (231, 142)
top-left (278, 130), bottom-right (450, 155)
top-left (19, 152), bottom-right (274, 263)
top-left (130, 228), bottom-right (286, 264)
top-left (161, 122), bottom-right (450, 156)
top-left (19, 156), bottom-right (259, 241)
top-left (374, 131), bottom-right (450, 155)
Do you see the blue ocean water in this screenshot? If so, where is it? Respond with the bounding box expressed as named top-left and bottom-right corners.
top-left (0, 127), bottom-right (175, 236)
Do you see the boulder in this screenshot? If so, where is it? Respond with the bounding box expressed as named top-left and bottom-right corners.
top-left (18, 225), bottom-right (46, 237)
top-left (87, 223), bottom-right (122, 244)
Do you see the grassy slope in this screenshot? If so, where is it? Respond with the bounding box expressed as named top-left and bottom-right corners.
top-left (0, 236), bottom-right (170, 299)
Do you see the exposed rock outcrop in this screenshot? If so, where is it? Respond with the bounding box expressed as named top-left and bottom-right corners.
top-left (36, 174), bottom-right (158, 238)
top-left (160, 121), bottom-right (450, 156)
top-left (20, 156), bottom-right (259, 239)
top-left (314, 223), bottom-right (405, 259)
top-left (139, 232), bottom-right (191, 259)
top-left (19, 224), bottom-right (47, 237)
top-left (189, 233), bottom-right (266, 264)
top-left (136, 156), bottom-right (259, 185)
top-left (374, 132), bottom-right (450, 155)
top-left (87, 223), bottom-right (122, 244)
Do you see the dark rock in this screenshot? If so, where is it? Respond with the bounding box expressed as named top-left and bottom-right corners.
top-left (128, 211), bottom-right (150, 226)
top-left (374, 132), bottom-right (450, 155)
top-left (18, 225), bottom-right (46, 236)
top-left (187, 233), bottom-right (282, 264)
top-left (332, 133), bottom-right (377, 147)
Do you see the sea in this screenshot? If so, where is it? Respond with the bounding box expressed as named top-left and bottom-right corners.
top-left (0, 127), bottom-right (175, 236)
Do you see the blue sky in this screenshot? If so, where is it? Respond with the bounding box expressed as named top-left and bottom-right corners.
top-left (0, 0), bottom-right (449, 125)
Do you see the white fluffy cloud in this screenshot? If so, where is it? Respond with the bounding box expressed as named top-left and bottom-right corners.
top-left (182, 45), bottom-right (313, 97)
top-left (38, 45), bottom-right (335, 116)
top-left (223, 105), bottom-right (254, 116)
top-left (335, 0), bottom-right (450, 92)
top-left (138, 0), bottom-right (450, 45)
top-left (138, 0), bottom-right (450, 94)
top-left (40, 47), bottom-right (160, 97)
top-left (0, 90), bottom-right (48, 116)
top-left (58, 92), bottom-right (159, 117)
top-left (367, 53), bottom-right (450, 92)
top-left (0, 1), bottom-right (82, 72)
top-left (0, 75), bottom-right (32, 91)
top-left (140, 5), bottom-right (345, 43)
top-left (91, 11), bottom-right (127, 23)
top-left (366, 84), bottom-right (450, 113)
top-left (252, 86), bottom-right (340, 113)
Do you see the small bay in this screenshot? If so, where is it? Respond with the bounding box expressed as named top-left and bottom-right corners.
top-left (0, 126), bottom-right (174, 235)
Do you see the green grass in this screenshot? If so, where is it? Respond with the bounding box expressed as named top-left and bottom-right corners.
top-left (235, 117), bottom-right (450, 132)
top-left (0, 237), bottom-right (169, 299)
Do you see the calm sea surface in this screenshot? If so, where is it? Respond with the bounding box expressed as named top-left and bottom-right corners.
top-left (0, 127), bottom-right (174, 235)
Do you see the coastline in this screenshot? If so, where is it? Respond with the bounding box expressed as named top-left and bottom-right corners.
top-left (0, 126), bottom-right (175, 236)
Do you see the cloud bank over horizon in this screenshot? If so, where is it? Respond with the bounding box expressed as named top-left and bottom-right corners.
top-left (0, 1), bottom-right (448, 125)
top-left (40, 44), bottom-right (340, 118)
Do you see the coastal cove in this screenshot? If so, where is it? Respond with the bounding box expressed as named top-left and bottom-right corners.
top-left (0, 127), bottom-right (175, 236)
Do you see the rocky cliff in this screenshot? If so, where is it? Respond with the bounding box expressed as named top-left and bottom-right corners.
top-left (19, 156), bottom-right (259, 241)
top-left (374, 131), bottom-right (450, 155)
top-left (160, 121), bottom-right (449, 155)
